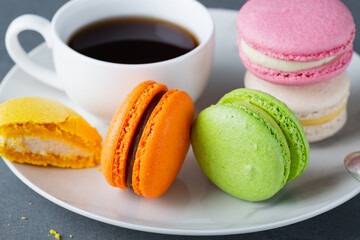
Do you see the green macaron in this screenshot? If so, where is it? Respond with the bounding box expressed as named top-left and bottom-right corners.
top-left (191, 89), bottom-right (309, 202)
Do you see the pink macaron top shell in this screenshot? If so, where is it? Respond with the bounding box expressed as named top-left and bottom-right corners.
top-left (237, 0), bottom-right (355, 62)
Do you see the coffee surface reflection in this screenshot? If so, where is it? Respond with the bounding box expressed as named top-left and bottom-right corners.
top-left (68, 17), bottom-right (199, 64)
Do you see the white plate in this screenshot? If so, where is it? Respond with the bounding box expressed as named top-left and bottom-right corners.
top-left (1, 9), bottom-right (360, 236)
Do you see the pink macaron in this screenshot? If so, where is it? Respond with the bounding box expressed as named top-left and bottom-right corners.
top-left (236, 0), bottom-right (355, 85)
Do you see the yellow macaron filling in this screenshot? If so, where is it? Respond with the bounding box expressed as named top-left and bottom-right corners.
top-left (300, 104), bottom-right (346, 126)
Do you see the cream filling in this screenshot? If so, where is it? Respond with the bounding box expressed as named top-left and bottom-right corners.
top-left (241, 39), bottom-right (336, 72)
top-left (300, 104), bottom-right (346, 126)
top-left (0, 136), bottom-right (90, 157)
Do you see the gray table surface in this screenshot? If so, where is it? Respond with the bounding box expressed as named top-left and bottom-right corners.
top-left (1, 0), bottom-right (360, 239)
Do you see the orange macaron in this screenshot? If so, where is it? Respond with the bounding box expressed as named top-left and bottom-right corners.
top-left (101, 81), bottom-right (195, 198)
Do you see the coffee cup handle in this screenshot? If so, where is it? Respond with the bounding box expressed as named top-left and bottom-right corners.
top-left (5, 14), bottom-right (63, 90)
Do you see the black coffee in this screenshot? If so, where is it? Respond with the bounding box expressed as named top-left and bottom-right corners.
top-left (68, 17), bottom-right (199, 64)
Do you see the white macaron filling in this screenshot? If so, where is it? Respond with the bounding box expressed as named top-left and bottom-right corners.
top-left (241, 39), bottom-right (336, 72)
top-left (0, 136), bottom-right (90, 157)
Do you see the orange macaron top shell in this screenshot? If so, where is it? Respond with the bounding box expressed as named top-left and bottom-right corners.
top-left (101, 81), bottom-right (168, 189)
top-left (101, 81), bottom-right (195, 198)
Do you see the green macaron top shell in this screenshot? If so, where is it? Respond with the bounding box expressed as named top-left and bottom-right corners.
top-left (218, 89), bottom-right (310, 181)
top-left (191, 103), bottom-right (291, 202)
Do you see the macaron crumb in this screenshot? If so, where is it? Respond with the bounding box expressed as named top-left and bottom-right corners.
top-left (50, 229), bottom-right (61, 239)
top-left (70, 235), bottom-right (73, 238)
top-left (21, 217), bottom-right (27, 220)
top-left (28, 202), bottom-right (32, 206)
top-left (97, 168), bottom-right (101, 172)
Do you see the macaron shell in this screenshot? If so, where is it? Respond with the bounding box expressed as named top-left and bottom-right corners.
top-left (132, 90), bottom-right (194, 199)
top-left (239, 47), bottom-right (353, 85)
top-left (191, 104), bottom-right (290, 201)
top-left (0, 97), bottom-right (102, 144)
top-left (218, 89), bottom-right (310, 181)
top-left (237, 0), bottom-right (355, 61)
top-left (101, 81), bottom-right (168, 189)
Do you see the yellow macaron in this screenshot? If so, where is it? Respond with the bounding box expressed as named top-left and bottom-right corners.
top-left (0, 97), bottom-right (102, 168)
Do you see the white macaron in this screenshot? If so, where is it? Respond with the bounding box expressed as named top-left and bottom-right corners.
top-left (244, 71), bottom-right (350, 142)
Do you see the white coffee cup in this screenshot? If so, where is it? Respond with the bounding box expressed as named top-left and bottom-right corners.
top-left (6, 0), bottom-right (214, 120)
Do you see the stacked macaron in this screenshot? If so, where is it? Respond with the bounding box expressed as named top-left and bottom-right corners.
top-left (237, 0), bottom-right (355, 142)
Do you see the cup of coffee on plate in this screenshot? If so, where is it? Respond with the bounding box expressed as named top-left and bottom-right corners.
top-left (5, 0), bottom-right (214, 120)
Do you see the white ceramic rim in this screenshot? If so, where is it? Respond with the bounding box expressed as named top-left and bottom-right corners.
top-left (3, 153), bottom-right (360, 236)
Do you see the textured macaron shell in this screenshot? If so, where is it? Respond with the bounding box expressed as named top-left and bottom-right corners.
top-left (244, 71), bottom-right (350, 118)
top-left (191, 103), bottom-right (290, 201)
top-left (101, 81), bottom-right (168, 189)
top-left (237, 0), bottom-right (355, 61)
top-left (0, 97), bottom-right (102, 144)
top-left (132, 90), bottom-right (194, 198)
top-left (218, 89), bottom-right (309, 182)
